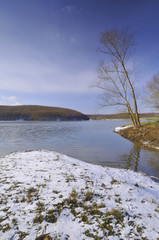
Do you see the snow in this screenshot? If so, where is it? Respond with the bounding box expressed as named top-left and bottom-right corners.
top-left (0, 150), bottom-right (159, 240)
top-left (142, 141), bottom-right (159, 150)
top-left (114, 125), bottom-right (132, 132)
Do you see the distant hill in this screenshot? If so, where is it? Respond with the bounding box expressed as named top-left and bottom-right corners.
top-left (0, 105), bottom-right (89, 121)
top-left (88, 112), bottom-right (159, 120)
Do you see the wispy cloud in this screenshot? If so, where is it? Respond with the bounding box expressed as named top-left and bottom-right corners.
top-left (0, 96), bottom-right (21, 105)
top-left (70, 37), bottom-right (78, 44)
top-left (61, 5), bottom-right (75, 14)
top-left (0, 6), bottom-right (96, 101)
top-left (1, 96), bottom-right (18, 102)
top-left (0, 56), bottom-right (96, 94)
top-left (58, 5), bottom-right (81, 15)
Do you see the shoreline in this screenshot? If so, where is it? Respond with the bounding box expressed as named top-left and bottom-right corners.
top-left (114, 122), bottom-right (159, 151)
top-left (0, 150), bottom-right (159, 240)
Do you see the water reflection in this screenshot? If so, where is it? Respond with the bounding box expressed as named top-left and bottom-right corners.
top-left (118, 143), bottom-right (159, 178)
top-left (0, 120), bottom-right (158, 178)
top-left (127, 144), bottom-right (140, 172)
top-left (148, 152), bottom-right (159, 172)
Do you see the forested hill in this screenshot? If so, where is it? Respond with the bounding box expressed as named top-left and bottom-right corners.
top-left (88, 113), bottom-right (159, 120)
top-left (0, 105), bottom-right (89, 121)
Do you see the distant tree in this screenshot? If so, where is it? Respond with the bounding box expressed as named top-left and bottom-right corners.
top-left (95, 28), bottom-right (141, 128)
top-left (145, 73), bottom-right (159, 110)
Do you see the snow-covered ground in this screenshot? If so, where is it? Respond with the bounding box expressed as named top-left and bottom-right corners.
top-left (114, 125), bottom-right (132, 133)
top-left (0, 150), bottom-right (159, 240)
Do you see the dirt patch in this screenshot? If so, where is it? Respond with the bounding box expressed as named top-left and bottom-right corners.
top-left (116, 122), bottom-right (159, 150)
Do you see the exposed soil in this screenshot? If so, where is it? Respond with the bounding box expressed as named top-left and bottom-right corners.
top-left (116, 122), bottom-right (159, 150)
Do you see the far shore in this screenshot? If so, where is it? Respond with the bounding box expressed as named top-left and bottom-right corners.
top-left (88, 112), bottom-right (159, 120)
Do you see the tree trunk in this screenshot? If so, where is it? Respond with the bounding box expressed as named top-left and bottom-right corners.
top-left (122, 62), bottom-right (141, 128)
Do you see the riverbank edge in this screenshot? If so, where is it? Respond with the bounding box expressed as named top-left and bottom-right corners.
top-left (114, 122), bottom-right (159, 151)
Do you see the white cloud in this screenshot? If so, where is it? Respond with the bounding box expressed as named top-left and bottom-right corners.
top-left (0, 34), bottom-right (97, 95)
top-left (1, 96), bottom-right (18, 102)
top-left (0, 57), bottom-right (96, 94)
top-left (0, 96), bottom-right (21, 106)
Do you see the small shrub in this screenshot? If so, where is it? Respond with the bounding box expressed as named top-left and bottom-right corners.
top-left (2, 207), bottom-right (9, 212)
top-left (28, 187), bottom-right (36, 194)
top-left (71, 208), bottom-right (78, 217)
top-left (12, 218), bottom-right (18, 226)
top-left (27, 187), bottom-right (39, 203)
top-left (52, 190), bottom-right (59, 194)
top-left (110, 178), bottom-right (119, 185)
top-left (0, 217), bottom-right (4, 223)
top-left (70, 189), bottom-right (78, 199)
top-left (80, 213), bottom-right (88, 222)
top-left (106, 224), bottom-right (114, 236)
top-left (33, 214), bottom-right (43, 224)
top-left (14, 196), bottom-right (19, 203)
top-left (83, 190), bottom-right (93, 202)
top-left (66, 175), bottom-right (70, 183)
top-left (115, 197), bottom-right (122, 203)
top-left (66, 189), bottom-right (79, 208)
top-left (35, 234), bottom-right (52, 240)
top-left (136, 225), bottom-right (142, 233)
top-left (98, 202), bottom-right (105, 208)
top-left (89, 207), bottom-right (102, 216)
top-left (84, 230), bottom-right (101, 239)
top-left (21, 196), bottom-right (26, 202)
top-left (45, 211), bottom-right (57, 223)
top-left (18, 231), bottom-right (29, 239)
top-left (108, 208), bottom-right (124, 223)
top-left (134, 183), bottom-right (139, 187)
top-left (36, 201), bottom-right (45, 213)
top-left (1, 223), bottom-right (11, 232)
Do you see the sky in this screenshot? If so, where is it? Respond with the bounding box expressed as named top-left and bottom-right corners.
top-left (0, 0), bottom-right (159, 114)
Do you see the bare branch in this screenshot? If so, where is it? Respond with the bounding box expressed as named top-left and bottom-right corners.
top-left (145, 73), bottom-right (159, 109)
top-left (95, 28), bottom-right (140, 128)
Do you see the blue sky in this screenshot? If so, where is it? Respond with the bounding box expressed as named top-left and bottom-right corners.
top-left (0, 0), bottom-right (159, 114)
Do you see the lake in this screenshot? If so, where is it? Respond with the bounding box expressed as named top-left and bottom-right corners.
top-left (0, 120), bottom-right (158, 178)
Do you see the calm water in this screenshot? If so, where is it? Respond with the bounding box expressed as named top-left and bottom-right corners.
top-left (0, 120), bottom-right (159, 178)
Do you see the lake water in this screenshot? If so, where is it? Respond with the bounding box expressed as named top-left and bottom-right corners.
top-left (0, 120), bottom-right (158, 178)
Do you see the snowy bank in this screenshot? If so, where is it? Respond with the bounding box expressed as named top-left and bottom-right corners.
top-left (141, 141), bottom-right (159, 151)
top-left (114, 123), bottom-right (159, 151)
top-left (114, 125), bottom-right (132, 133)
top-left (0, 150), bottom-right (159, 240)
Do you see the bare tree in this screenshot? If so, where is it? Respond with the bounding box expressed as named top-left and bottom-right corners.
top-left (95, 28), bottom-right (140, 128)
top-left (145, 73), bottom-right (159, 110)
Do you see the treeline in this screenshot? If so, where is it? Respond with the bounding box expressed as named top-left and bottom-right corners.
top-left (88, 113), bottom-right (159, 120)
top-left (0, 105), bottom-right (89, 121)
